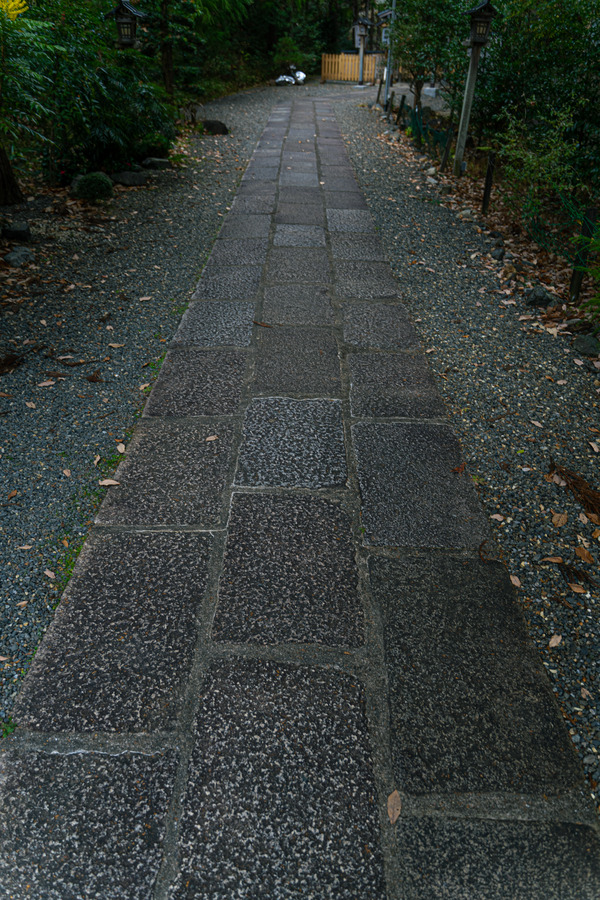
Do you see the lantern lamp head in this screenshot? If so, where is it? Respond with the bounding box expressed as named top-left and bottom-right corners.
top-left (106, 1), bottom-right (147, 48)
top-left (466, 0), bottom-right (497, 46)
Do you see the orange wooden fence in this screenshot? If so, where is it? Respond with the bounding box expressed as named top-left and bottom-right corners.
top-left (321, 53), bottom-right (383, 84)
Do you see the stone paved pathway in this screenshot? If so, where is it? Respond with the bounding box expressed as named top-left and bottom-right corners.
top-left (1, 98), bottom-right (599, 899)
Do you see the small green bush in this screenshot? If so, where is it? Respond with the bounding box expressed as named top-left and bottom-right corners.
top-left (71, 171), bottom-right (113, 201)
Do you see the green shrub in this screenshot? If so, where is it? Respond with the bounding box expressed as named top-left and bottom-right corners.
top-left (71, 171), bottom-right (113, 201)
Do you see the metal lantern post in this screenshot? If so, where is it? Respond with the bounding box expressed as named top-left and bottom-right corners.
top-left (452, 1), bottom-right (497, 176)
top-left (354, 17), bottom-right (370, 86)
top-left (381, 2), bottom-right (396, 109)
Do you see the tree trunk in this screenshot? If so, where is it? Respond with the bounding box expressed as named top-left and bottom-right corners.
top-left (160, 0), bottom-right (174, 96)
top-left (0, 145), bottom-right (24, 205)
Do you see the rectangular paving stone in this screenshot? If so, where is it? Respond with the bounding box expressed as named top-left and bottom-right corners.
top-left (320, 176), bottom-right (361, 192)
top-left (395, 817), bottom-right (600, 900)
top-left (144, 348), bottom-right (246, 417)
top-left (262, 284), bottom-right (334, 325)
top-left (192, 264), bottom-right (262, 300)
top-left (371, 555), bottom-right (582, 794)
top-left (0, 750), bottom-right (177, 900)
top-left (172, 659), bottom-right (383, 899)
top-left (349, 351), bottom-right (446, 419)
top-left (273, 224), bottom-right (326, 247)
top-left (324, 191), bottom-right (368, 209)
top-left (235, 398), bottom-right (346, 488)
top-left (327, 209), bottom-right (375, 232)
top-left (212, 496), bottom-right (362, 646)
top-left (235, 181), bottom-right (276, 198)
top-left (280, 158), bottom-right (317, 173)
top-left (279, 171), bottom-right (320, 187)
top-left (253, 326), bottom-right (341, 396)
top-left (331, 233), bottom-right (387, 261)
top-left (218, 214), bottom-right (271, 239)
top-left (96, 421), bottom-right (233, 527)
top-left (278, 186), bottom-right (322, 206)
top-left (13, 532), bottom-right (211, 732)
top-left (274, 203), bottom-right (325, 225)
top-left (230, 196), bottom-right (275, 215)
top-left (266, 247), bottom-right (330, 283)
top-left (242, 166), bottom-right (279, 181)
top-left (334, 260), bottom-right (399, 298)
top-left (352, 422), bottom-right (491, 548)
top-left (172, 300), bottom-right (254, 347)
top-left (343, 301), bottom-right (420, 349)
top-left (208, 239), bottom-right (268, 267)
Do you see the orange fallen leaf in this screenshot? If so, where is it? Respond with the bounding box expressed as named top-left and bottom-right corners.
top-left (589, 442), bottom-right (600, 453)
top-left (582, 687), bottom-right (593, 700)
top-left (16, 601), bottom-right (28, 608)
top-left (7, 489), bottom-right (17, 500)
top-left (451, 462), bottom-right (466, 475)
top-left (549, 634), bottom-right (562, 648)
top-left (552, 512), bottom-right (568, 527)
top-left (139, 383), bottom-right (150, 391)
top-left (542, 556), bottom-right (564, 564)
top-left (510, 575), bottom-right (521, 588)
top-left (61, 539), bottom-right (69, 548)
top-left (569, 583), bottom-right (586, 594)
top-left (205, 435), bottom-right (218, 442)
top-left (576, 547), bottom-right (594, 564)
top-left (579, 513), bottom-right (589, 525)
top-left (0, 391), bottom-right (12, 398)
top-left (0, 655), bottom-right (9, 662)
top-left (574, 359), bottom-right (584, 366)
top-left (108, 343), bottom-right (124, 349)
top-left (387, 790), bottom-right (402, 825)
top-left (25, 401), bottom-right (35, 409)
top-left (62, 469), bottom-right (71, 477)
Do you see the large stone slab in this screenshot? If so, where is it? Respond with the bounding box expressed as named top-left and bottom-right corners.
top-left (218, 215), bottom-right (271, 239)
top-left (192, 265), bottom-right (262, 300)
top-left (235, 398), bottom-right (346, 488)
top-left (0, 750), bottom-right (177, 900)
top-left (208, 237), bottom-right (268, 266)
top-left (395, 817), bottom-right (600, 900)
top-left (352, 422), bottom-right (491, 547)
top-left (262, 284), bottom-right (334, 325)
top-left (172, 300), bottom-right (254, 347)
top-left (171, 659), bottom-right (383, 898)
top-left (331, 234), bottom-right (387, 261)
top-left (326, 209), bottom-right (375, 233)
top-left (334, 260), bottom-right (399, 299)
top-left (14, 532), bottom-right (211, 731)
top-left (349, 352), bottom-right (446, 419)
top-left (324, 191), bottom-right (368, 210)
top-left (96, 421), bottom-right (233, 527)
top-left (371, 555), bottom-right (582, 793)
top-left (144, 348), bottom-right (246, 416)
top-left (279, 171), bottom-right (320, 187)
top-left (212, 495), bottom-right (362, 646)
top-left (252, 326), bottom-right (341, 396)
top-left (275, 204), bottom-right (325, 225)
top-left (273, 224), bottom-right (326, 247)
top-left (266, 247), bottom-right (330, 283)
top-left (230, 196), bottom-right (275, 215)
top-left (342, 301), bottom-right (420, 350)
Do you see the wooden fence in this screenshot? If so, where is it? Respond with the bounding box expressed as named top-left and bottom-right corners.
top-left (321, 53), bottom-right (383, 84)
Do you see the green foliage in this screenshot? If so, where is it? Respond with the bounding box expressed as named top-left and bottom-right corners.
top-left (1, 717), bottom-right (16, 739)
top-left (71, 171), bottom-right (113, 200)
top-left (272, 35), bottom-right (305, 72)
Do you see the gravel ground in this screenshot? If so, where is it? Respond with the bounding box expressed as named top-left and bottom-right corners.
top-left (1, 81), bottom-right (599, 818)
top-left (0, 85), bottom-right (280, 727)
top-left (335, 93), bottom-right (600, 814)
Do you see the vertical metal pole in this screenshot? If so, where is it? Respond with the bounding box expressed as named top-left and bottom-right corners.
top-left (383, 0), bottom-right (397, 108)
top-left (358, 34), bottom-right (365, 85)
top-left (453, 43), bottom-right (482, 177)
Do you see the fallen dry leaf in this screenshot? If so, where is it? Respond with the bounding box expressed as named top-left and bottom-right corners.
top-left (549, 634), bottom-right (562, 648)
top-left (569, 583), bottom-right (586, 594)
top-left (582, 687), bottom-right (593, 700)
top-left (387, 790), bottom-right (402, 825)
top-left (7, 489), bottom-right (17, 500)
top-left (510, 575), bottom-right (521, 588)
top-left (16, 601), bottom-right (28, 608)
top-left (117, 443), bottom-right (125, 453)
top-left (86, 370), bottom-right (103, 383)
top-left (17, 545), bottom-right (32, 550)
top-left (139, 295), bottom-right (151, 301)
top-left (0, 655), bottom-right (9, 661)
top-left (44, 569), bottom-right (55, 579)
top-left (139, 383), bottom-right (150, 391)
top-left (491, 513), bottom-right (505, 522)
top-left (0, 391), bottom-right (12, 397)
top-left (108, 343), bottom-right (124, 348)
top-left (205, 435), bottom-right (218, 442)
top-left (62, 469), bottom-right (71, 477)
top-left (576, 547), bottom-right (594, 564)
top-left (25, 401), bottom-right (35, 409)
top-left (574, 359), bottom-right (584, 366)
top-left (99, 478), bottom-right (120, 486)
top-left (61, 539), bottom-right (68, 548)
top-left (37, 380), bottom-right (55, 388)
top-left (579, 513), bottom-right (589, 525)
top-left (589, 442), bottom-right (600, 453)
top-left (531, 420), bottom-right (543, 428)
top-left (552, 512), bottom-right (568, 527)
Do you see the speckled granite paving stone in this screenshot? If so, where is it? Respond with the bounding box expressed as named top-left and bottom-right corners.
top-left (262, 284), bottom-right (334, 324)
top-left (253, 326), bottom-right (341, 396)
top-left (331, 233), bottom-right (387, 261)
top-left (320, 176), bottom-right (360, 192)
top-left (324, 191), bottom-right (368, 209)
top-left (395, 817), bottom-right (600, 900)
top-left (235, 398), bottom-right (346, 487)
top-left (13, 532), bottom-right (211, 732)
top-left (371, 555), bottom-right (581, 793)
top-left (326, 208), bottom-right (375, 233)
top-left (172, 300), bottom-right (254, 347)
top-left (170, 659), bottom-right (382, 899)
top-left (280, 157), bottom-right (317, 173)
top-left (274, 203), bottom-right (325, 225)
top-left (0, 750), bottom-right (177, 900)
top-left (207, 237), bottom-right (268, 266)
top-left (191, 264), bottom-right (262, 300)
top-left (342, 301), bottom-right (420, 349)
top-left (144, 349), bottom-right (246, 417)
top-left (242, 166), bottom-right (279, 182)
top-left (279, 171), bottom-right (320, 187)
top-left (212, 495), bottom-right (362, 646)
top-left (230, 196), bottom-right (275, 215)
top-left (273, 224), bottom-right (326, 246)
top-left (266, 247), bottom-right (330, 283)
top-left (334, 260), bottom-right (399, 298)
top-left (349, 352), bottom-right (447, 419)
top-left (352, 422), bottom-right (491, 547)
top-left (217, 214), bottom-right (271, 239)
top-left (96, 421), bottom-right (233, 527)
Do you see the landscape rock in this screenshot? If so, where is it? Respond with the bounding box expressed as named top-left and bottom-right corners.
top-left (525, 284), bottom-right (557, 308)
top-left (111, 171), bottom-right (149, 187)
top-left (2, 221), bottom-right (31, 242)
top-left (572, 333), bottom-right (600, 357)
top-left (141, 158), bottom-right (172, 170)
top-left (4, 246), bottom-right (35, 267)
top-left (201, 119), bottom-right (229, 135)
top-left (491, 247), bottom-right (505, 261)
